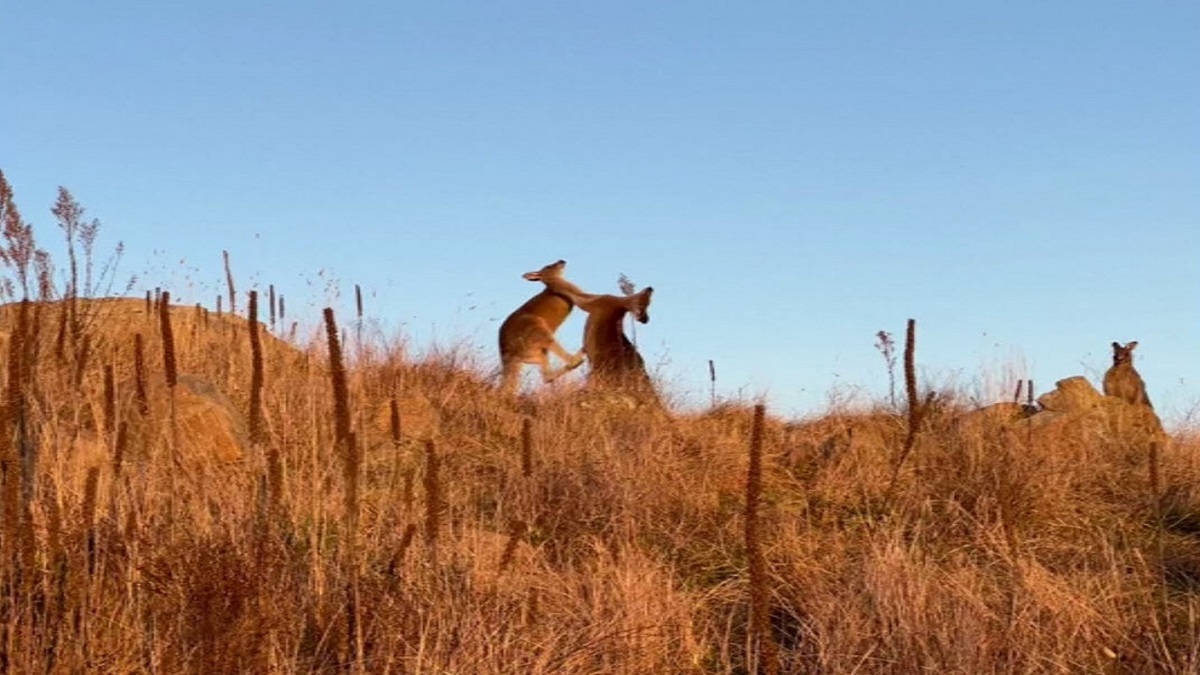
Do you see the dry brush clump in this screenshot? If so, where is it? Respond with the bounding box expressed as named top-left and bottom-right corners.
top-left (761, 393), bottom-right (1200, 673)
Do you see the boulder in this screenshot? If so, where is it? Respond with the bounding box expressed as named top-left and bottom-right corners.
top-left (1037, 376), bottom-right (1104, 413)
top-left (1026, 375), bottom-right (1163, 443)
top-left (961, 375), bottom-right (1165, 448)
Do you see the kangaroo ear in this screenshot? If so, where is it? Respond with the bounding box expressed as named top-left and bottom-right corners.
top-left (522, 272), bottom-right (540, 281)
top-left (1127, 341), bottom-right (1138, 351)
top-left (643, 287), bottom-right (654, 298)
top-left (1111, 341), bottom-right (1121, 351)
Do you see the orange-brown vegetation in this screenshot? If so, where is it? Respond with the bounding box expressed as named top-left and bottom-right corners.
top-left (0, 293), bottom-right (1196, 673)
top-left (1, 175), bottom-right (1198, 673)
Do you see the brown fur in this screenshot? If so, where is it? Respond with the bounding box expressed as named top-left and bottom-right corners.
top-left (577, 289), bottom-right (654, 390)
top-left (1102, 341), bottom-right (1153, 409)
top-left (497, 260), bottom-right (585, 393)
top-left (524, 271), bottom-right (655, 393)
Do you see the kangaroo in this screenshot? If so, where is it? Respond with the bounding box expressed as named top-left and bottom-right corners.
top-left (521, 269), bottom-right (655, 391)
top-left (497, 260), bottom-right (585, 393)
top-left (1103, 341), bottom-right (1152, 408)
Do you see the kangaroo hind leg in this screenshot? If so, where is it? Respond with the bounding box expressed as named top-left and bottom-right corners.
top-left (500, 358), bottom-right (524, 393)
top-left (538, 342), bottom-right (585, 384)
top-left (548, 339), bottom-right (585, 372)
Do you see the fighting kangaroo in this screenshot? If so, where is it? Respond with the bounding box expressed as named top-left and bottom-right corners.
top-left (522, 266), bottom-right (655, 392)
top-left (497, 260), bottom-right (585, 393)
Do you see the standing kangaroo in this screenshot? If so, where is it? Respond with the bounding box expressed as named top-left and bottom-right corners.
top-left (1103, 341), bottom-right (1152, 408)
top-left (521, 267), bottom-right (655, 391)
top-left (497, 260), bottom-right (585, 393)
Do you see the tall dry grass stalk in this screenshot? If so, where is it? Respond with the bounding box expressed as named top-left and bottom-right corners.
top-left (322, 306), bottom-right (362, 671)
top-left (401, 468), bottom-right (415, 517)
top-left (223, 250), bottom-right (236, 315)
top-left (346, 545), bottom-right (363, 674)
top-left (521, 417), bottom-right (534, 478)
top-left (82, 467), bottom-right (100, 577)
top-left (133, 334), bottom-right (149, 417)
top-left (323, 307), bottom-right (358, 537)
top-left (122, 497), bottom-right (144, 658)
top-left (389, 397), bottom-right (401, 447)
top-left (386, 397), bottom-right (403, 513)
top-left (43, 483), bottom-right (65, 670)
top-left (158, 291), bottom-right (180, 525)
top-left (323, 308), bottom-right (352, 448)
top-left (249, 290), bottom-right (284, 522)
top-left (103, 359), bottom-right (126, 519)
top-left (344, 433), bottom-right (360, 542)
top-left (708, 359), bottom-right (717, 408)
top-left (744, 403), bottom-right (778, 675)
top-left (498, 519), bottom-right (528, 573)
top-left (71, 333), bottom-right (91, 390)
top-left (103, 364), bottom-right (115, 435)
top-left (248, 290), bottom-right (265, 445)
top-left (0, 300), bottom-right (38, 672)
top-left (112, 422), bottom-right (128, 489)
top-left (424, 439), bottom-right (440, 565)
top-left (354, 284), bottom-right (363, 347)
top-left (158, 292), bottom-right (177, 390)
top-left (54, 299), bottom-right (68, 364)
top-left (903, 318), bottom-right (919, 443)
top-left (5, 300), bottom-right (36, 504)
top-left (388, 523), bottom-right (418, 576)
top-left (0, 456), bottom-right (17, 671)
top-left (875, 329), bottom-right (898, 408)
top-left (887, 318), bottom-right (921, 494)
top-left (264, 444), bottom-right (284, 524)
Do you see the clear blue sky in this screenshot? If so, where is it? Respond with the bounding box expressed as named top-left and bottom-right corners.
top-left (4, 1), bottom-right (1198, 426)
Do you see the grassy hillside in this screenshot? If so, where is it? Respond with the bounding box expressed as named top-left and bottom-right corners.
top-left (0, 294), bottom-right (1197, 674)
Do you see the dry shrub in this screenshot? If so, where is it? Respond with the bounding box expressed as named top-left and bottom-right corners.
top-left (0, 293), bottom-right (1198, 674)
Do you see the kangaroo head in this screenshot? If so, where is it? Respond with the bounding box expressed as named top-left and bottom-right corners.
top-left (1110, 341), bottom-right (1138, 366)
top-left (522, 259), bottom-right (567, 283)
top-left (629, 287), bottom-right (653, 324)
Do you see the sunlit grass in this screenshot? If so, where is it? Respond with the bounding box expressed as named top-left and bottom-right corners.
top-left (0, 293), bottom-right (1196, 674)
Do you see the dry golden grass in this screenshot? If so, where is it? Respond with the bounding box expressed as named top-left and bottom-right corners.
top-left (0, 297), bottom-right (1197, 674)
